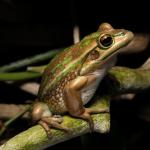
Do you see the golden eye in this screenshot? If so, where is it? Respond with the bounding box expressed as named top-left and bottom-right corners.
top-left (99, 34), bottom-right (113, 48)
top-left (88, 50), bottom-right (100, 60)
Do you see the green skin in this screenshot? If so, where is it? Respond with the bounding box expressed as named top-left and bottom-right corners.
top-left (31, 23), bottom-right (134, 136)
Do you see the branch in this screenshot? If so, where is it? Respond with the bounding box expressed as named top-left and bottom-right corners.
top-left (107, 66), bottom-right (150, 94)
top-left (0, 97), bottom-right (110, 150)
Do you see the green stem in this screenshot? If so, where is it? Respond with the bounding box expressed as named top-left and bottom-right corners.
top-left (0, 105), bottom-right (31, 137)
top-left (0, 72), bottom-right (41, 81)
top-left (0, 49), bottom-right (60, 72)
top-left (27, 65), bottom-right (47, 74)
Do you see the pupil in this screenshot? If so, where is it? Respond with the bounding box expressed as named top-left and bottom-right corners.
top-left (100, 35), bottom-right (113, 47)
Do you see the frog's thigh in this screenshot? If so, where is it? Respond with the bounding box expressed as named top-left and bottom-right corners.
top-left (64, 76), bottom-right (89, 115)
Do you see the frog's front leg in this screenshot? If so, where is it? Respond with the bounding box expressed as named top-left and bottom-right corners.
top-left (64, 76), bottom-right (108, 131)
top-left (31, 102), bottom-right (69, 137)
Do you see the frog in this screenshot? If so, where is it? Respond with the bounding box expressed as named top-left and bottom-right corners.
top-left (31, 23), bottom-right (134, 135)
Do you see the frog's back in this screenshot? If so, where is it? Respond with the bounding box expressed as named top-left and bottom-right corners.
top-left (38, 34), bottom-right (99, 96)
top-left (38, 58), bottom-right (79, 114)
top-left (37, 44), bottom-right (84, 113)
top-left (37, 33), bottom-right (99, 114)
top-left (38, 43), bottom-right (81, 99)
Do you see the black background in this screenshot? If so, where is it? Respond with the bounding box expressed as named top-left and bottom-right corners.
top-left (0, 0), bottom-right (150, 150)
top-left (0, 0), bottom-right (149, 65)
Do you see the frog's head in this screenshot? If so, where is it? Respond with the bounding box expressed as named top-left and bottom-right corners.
top-left (80, 23), bottom-right (134, 75)
top-left (97, 22), bottom-right (134, 60)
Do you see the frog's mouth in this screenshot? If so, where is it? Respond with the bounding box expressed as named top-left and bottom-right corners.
top-left (99, 50), bottom-right (118, 67)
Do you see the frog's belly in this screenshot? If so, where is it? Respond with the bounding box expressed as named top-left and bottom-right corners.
top-left (81, 69), bottom-right (106, 105)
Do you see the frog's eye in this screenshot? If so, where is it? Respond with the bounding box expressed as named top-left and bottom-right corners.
top-left (99, 34), bottom-right (113, 48)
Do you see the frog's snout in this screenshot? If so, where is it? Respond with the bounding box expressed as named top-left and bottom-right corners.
top-left (123, 30), bottom-right (134, 43)
top-left (126, 30), bottom-right (134, 41)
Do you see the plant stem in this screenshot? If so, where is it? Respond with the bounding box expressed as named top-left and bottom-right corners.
top-left (0, 72), bottom-right (41, 81)
top-left (0, 49), bottom-right (60, 72)
top-left (0, 105), bottom-right (31, 137)
top-left (27, 65), bottom-right (47, 74)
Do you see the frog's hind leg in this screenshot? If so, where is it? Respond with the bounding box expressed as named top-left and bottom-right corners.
top-left (31, 102), bottom-right (70, 137)
top-left (64, 76), bottom-right (109, 131)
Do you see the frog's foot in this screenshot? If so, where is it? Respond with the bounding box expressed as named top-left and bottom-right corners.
top-left (74, 108), bottom-right (94, 131)
top-left (31, 102), bottom-right (71, 138)
top-left (71, 107), bottom-right (109, 132)
top-left (39, 116), bottom-right (71, 138)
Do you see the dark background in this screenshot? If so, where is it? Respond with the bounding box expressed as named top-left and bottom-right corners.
top-left (0, 0), bottom-right (150, 150)
top-left (0, 0), bottom-right (149, 65)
